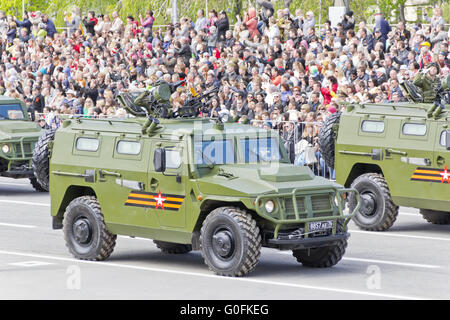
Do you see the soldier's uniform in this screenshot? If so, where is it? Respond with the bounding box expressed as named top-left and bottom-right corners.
top-left (413, 72), bottom-right (441, 103)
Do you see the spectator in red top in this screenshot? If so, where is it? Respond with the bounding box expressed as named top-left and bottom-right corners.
top-left (139, 10), bottom-right (155, 32)
top-left (244, 8), bottom-right (258, 38)
top-left (321, 76), bottom-right (338, 106)
top-left (82, 11), bottom-right (97, 36)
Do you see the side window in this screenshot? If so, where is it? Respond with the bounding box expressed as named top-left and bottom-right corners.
top-left (402, 123), bottom-right (427, 136)
top-left (165, 149), bottom-right (182, 169)
top-left (76, 137), bottom-right (99, 152)
top-left (440, 131), bottom-right (447, 147)
top-left (117, 141), bottom-right (141, 155)
top-left (361, 120), bottom-right (385, 133)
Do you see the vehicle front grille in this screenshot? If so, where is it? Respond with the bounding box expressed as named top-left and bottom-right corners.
top-left (13, 142), bottom-right (33, 158)
top-left (283, 194), bottom-right (333, 219)
top-left (311, 195), bottom-right (332, 211)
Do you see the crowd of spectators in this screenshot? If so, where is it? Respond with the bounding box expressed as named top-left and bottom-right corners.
top-left (0, 3), bottom-right (449, 175)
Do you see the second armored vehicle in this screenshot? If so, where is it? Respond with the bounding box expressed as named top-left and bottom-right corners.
top-left (319, 76), bottom-right (450, 230)
top-left (0, 96), bottom-right (43, 191)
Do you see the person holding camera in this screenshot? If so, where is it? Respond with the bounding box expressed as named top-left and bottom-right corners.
top-left (83, 11), bottom-right (97, 36)
top-left (413, 62), bottom-right (441, 103)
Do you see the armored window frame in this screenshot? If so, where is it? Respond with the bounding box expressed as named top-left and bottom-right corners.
top-left (402, 123), bottom-right (427, 136)
top-left (116, 140), bottom-right (142, 155)
top-left (439, 130), bottom-right (447, 147)
top-left (361, 120), bottom-right (385, 133)
top-left (165, 149), bottom-right (182, 169)
top-left (75, 137), bottom-right (100, 152)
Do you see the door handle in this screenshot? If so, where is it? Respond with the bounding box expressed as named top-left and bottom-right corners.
top-left (437, 156), bottom-right (446, 166)
top-left (99, 169), bottom-right (121, 178)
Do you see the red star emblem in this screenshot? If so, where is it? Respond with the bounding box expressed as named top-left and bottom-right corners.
top-left (440, 165), bottom-right (450, 184)
top-left (153, 189), bottom-right (166, 210)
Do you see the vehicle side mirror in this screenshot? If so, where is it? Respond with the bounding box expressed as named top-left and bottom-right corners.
top-left (154, 148), bottom-right (166, 172)
top-left (446, 130), bottom-right (450, 151)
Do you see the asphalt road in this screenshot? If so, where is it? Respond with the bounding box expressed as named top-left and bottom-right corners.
top-left (1, 177), bottom-right (449, 300)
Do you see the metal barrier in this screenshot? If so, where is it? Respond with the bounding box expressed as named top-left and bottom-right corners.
top-left (250, 119), bottom-right (335, 180)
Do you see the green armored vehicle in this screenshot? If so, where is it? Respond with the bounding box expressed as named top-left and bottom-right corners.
top-left (319, 74), bottom-right (450, 231)
top-left (0, 96), bottom-right (44, 191)
top-left (34, 83), bottom-right (360, 277)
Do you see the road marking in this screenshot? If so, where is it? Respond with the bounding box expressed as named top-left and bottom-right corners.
top-left (398, 212), bottom-right (421, 217)
top-left (118, 236), bottom-right (153, 242)
top-left (0, 200), bottom-right (50, 207)
top-left (279, 252), bottom-right (440, 269)
top-left (342, 257), bottom-right (440, 269)
top-left (349, 229), bottom-right (450, 242)
top-left (0, 222), bottom-right (36, 229)
top-left (0, 182), bottom-right (31, 186)
top-left (8, 261), bottom-right (55, 267)
top-left (0, 250), bottom-right (428, 300)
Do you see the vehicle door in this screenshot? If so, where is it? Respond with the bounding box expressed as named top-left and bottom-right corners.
top-left (146, 139), bottom-right (187, 229)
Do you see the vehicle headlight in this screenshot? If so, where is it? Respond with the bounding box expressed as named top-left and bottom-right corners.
top-left (1, 144), bottom-right (10, 154)
top-left (265, 200), bottom-right (275, 213)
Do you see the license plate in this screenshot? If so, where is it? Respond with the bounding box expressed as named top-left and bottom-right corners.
top-left (309, 220), bottom-right (333, 231)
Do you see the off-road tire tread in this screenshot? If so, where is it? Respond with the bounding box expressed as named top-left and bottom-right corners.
top-left (29, 177), bottom-right (47, 192)
top-left (292, 220), bottom-right (347, 268)
top-left (350, 173), bottom-right (399, 231)
top-left (318, 111), bottom-right (341, 169)
top-left (200, 207), bottom-right (262, 277)
top-left (32, 129), bottom-right (56, 191)
top-left (420, 209), bottom-right (450, 225)
top-left (63, 196), bottom-right (117, 261)
top-left (153, 240), bottom-right (192, 254)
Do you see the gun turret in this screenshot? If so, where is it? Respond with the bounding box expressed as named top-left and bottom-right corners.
top-left (118, 80), bottom-right (186, 118)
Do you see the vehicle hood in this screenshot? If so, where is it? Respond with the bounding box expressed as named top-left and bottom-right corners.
top-left (196, 163), bottom-right (341, 197)
top-left (0, 121), bottom-right (42, 140)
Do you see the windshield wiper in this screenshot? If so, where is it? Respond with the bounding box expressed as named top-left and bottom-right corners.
top-left (195, 150), bottom-right (215, 169)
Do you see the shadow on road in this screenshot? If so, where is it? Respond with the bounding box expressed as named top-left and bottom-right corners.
top-left (107, 248), bottom-right (359, 278)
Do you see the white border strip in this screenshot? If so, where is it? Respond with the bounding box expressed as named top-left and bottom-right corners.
top-left (0, 250), bottom-right (428, 300)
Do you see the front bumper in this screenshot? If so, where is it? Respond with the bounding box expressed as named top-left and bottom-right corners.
top-left (254, 186), bottom-right (360, 240)
top-left (268, 233), bottom-right (350, 250)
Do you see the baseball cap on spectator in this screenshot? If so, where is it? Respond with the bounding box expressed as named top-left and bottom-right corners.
top-left (376, 67), bottom-right (386, 74)
top-left (66, 90), bottom-right (76, 96)
top-left (419, 42), bottom-right (431, 48)
top-left (155, 71), bottom-right (163, 77)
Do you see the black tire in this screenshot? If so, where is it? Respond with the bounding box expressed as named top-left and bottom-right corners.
top-left (153, 240), bottom-right (192, 254)
top-left (29, 177), bottom-right (47, 192)
top-left (32, 129), bottom-right (56, 192)
top-left (318, 111), bottom-right (341, 170)
top-left (348, 173), bottom-right (398, 231)
top-left (63, 196), bottom-right (117, 260)
top-left (292, 220), bottom-right (347, 268)
top-left (200, 207), bottom-right (262, 277)
top-left (420, 209), bottom-right (450, 225)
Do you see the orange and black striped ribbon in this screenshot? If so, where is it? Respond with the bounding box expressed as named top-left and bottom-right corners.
top-left (125, 191), bottom-right (185, 211)
top-left (410, 167), bottom-right (449, 184)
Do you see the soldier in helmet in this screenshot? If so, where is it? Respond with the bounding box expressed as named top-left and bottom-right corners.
top-left (413, 62), bottom-right (442, 103)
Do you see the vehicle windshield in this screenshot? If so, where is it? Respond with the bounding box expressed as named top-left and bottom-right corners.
top-left (194, 139), bottom-right (235, 165)
top-left (0, 104), bottom-right (25, 120)
top-left (240, 137), bottom-right (282, 163)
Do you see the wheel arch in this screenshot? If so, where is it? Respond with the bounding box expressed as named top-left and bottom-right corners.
top-left (193, 200), bottom-right (254, 232)
top-left (53, 185), bottom-right (97, 229)
top-left (344, 163), bottom-right (384, 188)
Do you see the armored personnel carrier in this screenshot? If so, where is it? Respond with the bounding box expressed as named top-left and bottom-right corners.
top-left (0, 96), bottom-right (44, 191)
top-left (319, 74), bottom-right (450, 231)
top-left (33, 81), bottom-right (360, 276)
